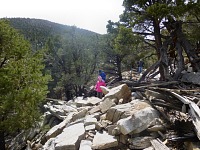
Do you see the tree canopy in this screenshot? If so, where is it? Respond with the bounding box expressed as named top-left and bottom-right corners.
top-left (44, 26), bottom-right (103, 99)
top-left (0, 19), bottom-right (50, 149)
top-left (107, 0), bottom-right (200, 81)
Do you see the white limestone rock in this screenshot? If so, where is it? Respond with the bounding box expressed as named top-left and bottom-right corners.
top-left (117, 107), bottom-right (159, 135)
top-left (104, 84), bottom-right (131, 104)
top-left (42, 138), bottom-right (56, 150)
top-left (92, 131), bottom-right (118, 149)
top-left (45, 112), bottom-right (74, 141)
top-left (79, 140), bottom-right (92, 150)
top-left (54, 123), bottom-right (85, 150)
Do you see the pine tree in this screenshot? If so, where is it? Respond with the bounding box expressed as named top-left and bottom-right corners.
top-left (120, 0), bottom-right (200, 81)
top-left (0, 19), bottom-right (50, 149)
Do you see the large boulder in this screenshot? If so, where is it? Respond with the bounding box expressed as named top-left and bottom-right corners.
top-left (54, 123), bottom-right (85, 150)
top-left (104, 84), bottom-right (131, 104)
top-left (106, 100), bottom-right (152, 123)
top-left (72, 108), bottom-right (88, 122)
top-left (106, 102), bottom-right (133, 123)
top-left (99, 98), bottom-right (116, 113)
top-left (44, 104), bottom-right (77, 120)
top-left (117, 106), bottom-right (159, 135)
top-left (75, 96), bottom-right (103, 107)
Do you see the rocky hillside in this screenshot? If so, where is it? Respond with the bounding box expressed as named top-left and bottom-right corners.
top-left (6, 70), bottom-right (200, 150)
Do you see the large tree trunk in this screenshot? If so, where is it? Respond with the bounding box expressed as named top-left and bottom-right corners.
top-left (153, 19), bottom-right (164, 80)
top-left (159, 39), bottom-right (171, 81)
top-left (164, 21), bottom-right (200, 72)
top-left (173, 42), bottom-right (185, 79)
top-left (0, 131), bottom-right (5, 150)
top-left (175, 21), bottom-right (200, 71)
top-left (181, 38), bottom-right (200, 72)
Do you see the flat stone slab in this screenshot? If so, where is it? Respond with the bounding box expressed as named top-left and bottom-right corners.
top-left (55, 123), bottom-right (85, 150)
top-left (45, 112), bottom-right (74, 140)
top-left (92, 131), bottom-right (118, 149)
top-left (79, 140), bottom-right (92, 150)
top-left (85, 124), bottom-right (96, 131)
top-left (87, 96), bottom-right (103, 105)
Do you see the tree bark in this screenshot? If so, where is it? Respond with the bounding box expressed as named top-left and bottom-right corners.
top-left (173, 41), bottom-right (185, 79)
top-left (165, 21), bottom-right (200, 72)
top-left (174, 21), bottom-right (200, 71)
top-left (138, 59), bottom-right (161, 83)
top-left (159, 39), bottom-right (171, 81)
top-left (153, 19), bottom-right (164, 80)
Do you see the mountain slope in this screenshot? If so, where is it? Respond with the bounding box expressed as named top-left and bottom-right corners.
top-left (2, 18), bottom-right (100, 50)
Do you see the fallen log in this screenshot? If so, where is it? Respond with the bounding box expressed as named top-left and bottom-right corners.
top-left (151, 99), bottom-right (181, 111)
top-left (132, 81), bottom-right (178, 90)
top-left (145, 89), bottom-right (183, 109)
top-left (155, 89), bottom-right (200, 140)
top-left (138, 59), bottom-right (161, 83)
top-left (150, 138), bottom-right (170, 150)
top-left (149, 87), bottom-right (200, 95)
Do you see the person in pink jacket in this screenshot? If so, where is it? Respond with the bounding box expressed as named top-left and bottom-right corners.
top-left (95, 76), bottom-right (106, 98)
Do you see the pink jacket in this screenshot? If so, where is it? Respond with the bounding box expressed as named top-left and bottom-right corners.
top-left (95, 76), bottom-right (106, 92)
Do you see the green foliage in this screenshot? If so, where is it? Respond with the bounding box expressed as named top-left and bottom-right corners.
top-left (106, 20), bottom-right (120, 34)
top-left (114, 26), bottom-right (139, 56)
top-left (121, 0), bottom-right (200, 56)
top-left (44, 26), bottom-right (102, 98)
top-left (180, 2), bottom-right (200, 46)
top-left (5, 18), bottom-right (99, 51)
top-left (146, 3), bottom-right (169, 18)
top-left (0, 20), bottom-right (50, 133)
top-left (5, 18), bottom-right (105, 99)
top-left (104, 23), bottom-right (144, 79)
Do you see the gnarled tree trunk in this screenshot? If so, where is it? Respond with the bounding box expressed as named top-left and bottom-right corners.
top-left (165, 21), bottom-right (200, 72)
top-left (139, 21), bottom-right (200, 82)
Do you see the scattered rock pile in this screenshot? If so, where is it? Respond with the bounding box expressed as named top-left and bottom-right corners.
top-left (31, 84), bottom-right (165, 150)
top-left (20, 82), bottom-right (185, 150)
top-left (7, 71), bottom-right (200, 150)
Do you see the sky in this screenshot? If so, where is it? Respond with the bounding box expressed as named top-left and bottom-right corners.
top-left (0, 0), bottom-right (124, 34)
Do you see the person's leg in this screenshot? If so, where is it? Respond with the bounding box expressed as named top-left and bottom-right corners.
top-left (99, 92), bottom-right (102, 99)
top-left (97, 92), bottom-right (102, 98)
top-left (138, 67), bottom-right (141, 73)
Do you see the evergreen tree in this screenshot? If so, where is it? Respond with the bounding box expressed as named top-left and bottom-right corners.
top-left (113, 26), bottom-right (140, 80)
top-left (45, 26), bottom-right (101, 99)
top-left (106, 21), bottom-right (142, 80)
top-left (0, 20), bottom-right (50, 149)
top-left (120, 0), bottom-right (200, 81)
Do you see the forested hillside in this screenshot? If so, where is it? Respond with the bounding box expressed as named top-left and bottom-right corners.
top-left (6, 18), bottom-right (99, 51)
top-left (2, 18), bottom-right (107, 100)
